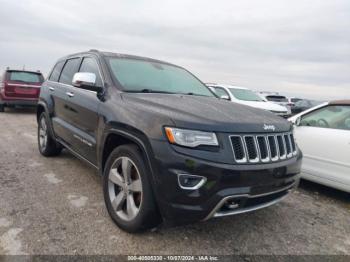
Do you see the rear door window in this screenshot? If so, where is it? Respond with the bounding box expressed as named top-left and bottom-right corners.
top-left (8, 71), bottom-right (43, 83)
top-left (49, 61), bottom-right (65, 82)
top-left (59, 58), bottom-right (81, 85)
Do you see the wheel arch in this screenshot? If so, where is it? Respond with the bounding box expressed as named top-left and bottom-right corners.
top-left (36, 101), bottom-right (57, 142)
top-left (36, 102), bottom-right (47, 122)
top-left (100, 128), bottom-right (156, 181)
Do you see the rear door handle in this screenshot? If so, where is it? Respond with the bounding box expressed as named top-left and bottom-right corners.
top-left (49, 87), bottom-right (55, 91)
top-left (66, 92), bottom-right (74, 98)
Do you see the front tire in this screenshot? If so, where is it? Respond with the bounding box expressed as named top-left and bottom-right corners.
top-left (38, 113), bottom-right (62, 156)
top-left (103, 144), bottom-right (161, 233)
top-left (0, 104), bottom-right (4, 112)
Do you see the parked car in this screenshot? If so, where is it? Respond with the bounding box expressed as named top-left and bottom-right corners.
top-left (291, 99), bottom-right (323, 115)
top-left (0, 68), bottom-right (44, 112)
top-left (258, 92), bottom-right (292, 115)
top-left (37, 50), bottom-right (302, 232)
top-left (207, 84), bottom-right (289, 117)
top-left (289, 100), bottom-right (350, 193)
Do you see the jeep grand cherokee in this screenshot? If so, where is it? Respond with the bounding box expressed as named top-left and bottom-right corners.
top-left (37, 50), bottom-right (302, 232)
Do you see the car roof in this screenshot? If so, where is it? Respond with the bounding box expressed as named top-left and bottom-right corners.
top-left (208, 84), bottom-right (248, 90)
top-left (329, 100), bottom-right (350, 106)
top-left (59, 50), bottom-right (180, 68)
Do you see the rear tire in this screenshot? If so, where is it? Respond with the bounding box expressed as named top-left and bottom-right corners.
top-left (38, 113), bottom-right (62, 156)
top-left (0, 104), bottom-right (4, 112)
top-left (103, 144), bottom-right (161, 233)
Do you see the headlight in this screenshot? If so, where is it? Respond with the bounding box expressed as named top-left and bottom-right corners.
top-left (164, 127), bottom-right (218, 148)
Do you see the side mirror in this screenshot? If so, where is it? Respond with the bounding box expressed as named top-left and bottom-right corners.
top-left (289, 116), bottom-right (301, 126)
top-left (220, 94), bottom-right (230, 101)
top-left (72, 72), bottom-right (102, 93)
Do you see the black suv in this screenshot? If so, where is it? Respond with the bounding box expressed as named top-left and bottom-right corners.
top-left (37, 50), bottom-right (302, 232)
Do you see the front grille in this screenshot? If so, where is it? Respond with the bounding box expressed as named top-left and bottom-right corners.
top-left (244, 136), bottom-right (259, 162)
top-left (230, 132), bottom-right (297, 164)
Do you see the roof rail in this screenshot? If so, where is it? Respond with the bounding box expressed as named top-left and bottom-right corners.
top-left (89, 49), bottom-right (99, 52)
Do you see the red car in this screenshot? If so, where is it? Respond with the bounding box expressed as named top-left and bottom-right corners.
top-left (0, 68), bottom-right (44, 112)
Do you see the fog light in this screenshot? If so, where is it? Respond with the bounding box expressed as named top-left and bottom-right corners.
top-left (178, 174), bottom-right (207, 190)
top-left (224, 200), bottom-right (239, 209)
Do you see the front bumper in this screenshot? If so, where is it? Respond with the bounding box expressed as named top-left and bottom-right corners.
top-left (149, 140), bottom-right (302, 225)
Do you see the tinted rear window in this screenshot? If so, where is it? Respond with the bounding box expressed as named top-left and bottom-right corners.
top-left (8, 71), bottom-right (43, 83)
top-left (266, 95), bottom-right (288, 102)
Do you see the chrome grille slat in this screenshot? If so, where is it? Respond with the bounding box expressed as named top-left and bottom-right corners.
top-left (256, 136), bottom-right (269, 162)
top-left (276, 135), bottom-right (286, 160)
top-left (289, 133), bottom-right (297, 156)
top-left (244, 136), bottom-right (259, 163)
top-left (284, 134), bottom-right (293, 157)
top-left (229, 132), bottom-right (297, 164)
top-left (268, 136), bottom-right (278, 161)
top-left (230, 136), bottom-right (247, 163)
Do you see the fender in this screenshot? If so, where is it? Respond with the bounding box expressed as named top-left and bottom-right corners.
top-left (99, 127), bottom-right (163, 204)
top-left (37, 100), bottom-right (59, 144)
top-left (99, 127), bottom-right (156, 179)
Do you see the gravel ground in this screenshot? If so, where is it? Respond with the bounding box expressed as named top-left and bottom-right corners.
top-left (0, 108), bottom-right (349, 255)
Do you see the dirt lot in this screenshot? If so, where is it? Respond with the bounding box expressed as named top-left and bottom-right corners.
top-left (0, 108), bottom-right (349, 255)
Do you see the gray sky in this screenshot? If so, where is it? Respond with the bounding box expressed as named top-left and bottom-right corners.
top-left (0, 0), bottom-right (349, 100)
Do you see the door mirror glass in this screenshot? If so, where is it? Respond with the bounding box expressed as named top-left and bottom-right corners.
top-left (72, 72), bottom-right (102, 93)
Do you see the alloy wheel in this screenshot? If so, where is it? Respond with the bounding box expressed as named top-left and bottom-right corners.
top-left (39, 117), bottom-right (48, 151)
top-left (108, 156), bottom-right (143, 221)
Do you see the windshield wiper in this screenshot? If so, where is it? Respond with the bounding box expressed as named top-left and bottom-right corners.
top-left (126, 89), bottom-right (210, 97)
top-left (184, 92), bottom-right (209, 97)
top-left (126, 89), bottom-right (176, 94)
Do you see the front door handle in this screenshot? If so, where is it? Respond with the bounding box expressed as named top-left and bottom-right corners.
top-left (66, 92), bottom-right (74, 98)
top-left (49, 87), bottom-right (55, 91)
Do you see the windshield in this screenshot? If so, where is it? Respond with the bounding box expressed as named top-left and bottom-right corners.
top-left (228, 88), bottom-right (264, 102)
top-left (9, 71), bottom-right (43, 83)
top-left (107, 58), bottom-right (214, 97)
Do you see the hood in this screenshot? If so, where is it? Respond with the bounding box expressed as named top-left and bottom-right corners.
top-left (236, 100), bottom-right (288, 112)
top-left (121, 93), bottom-right (292, 133)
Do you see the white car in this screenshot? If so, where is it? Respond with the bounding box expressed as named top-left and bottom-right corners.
top-left (289, 100), bottom-right (350, 192)
top-left (208, 84), bottom-right (289, 117)
top-left (257, 92), bottom-right (292, 115)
